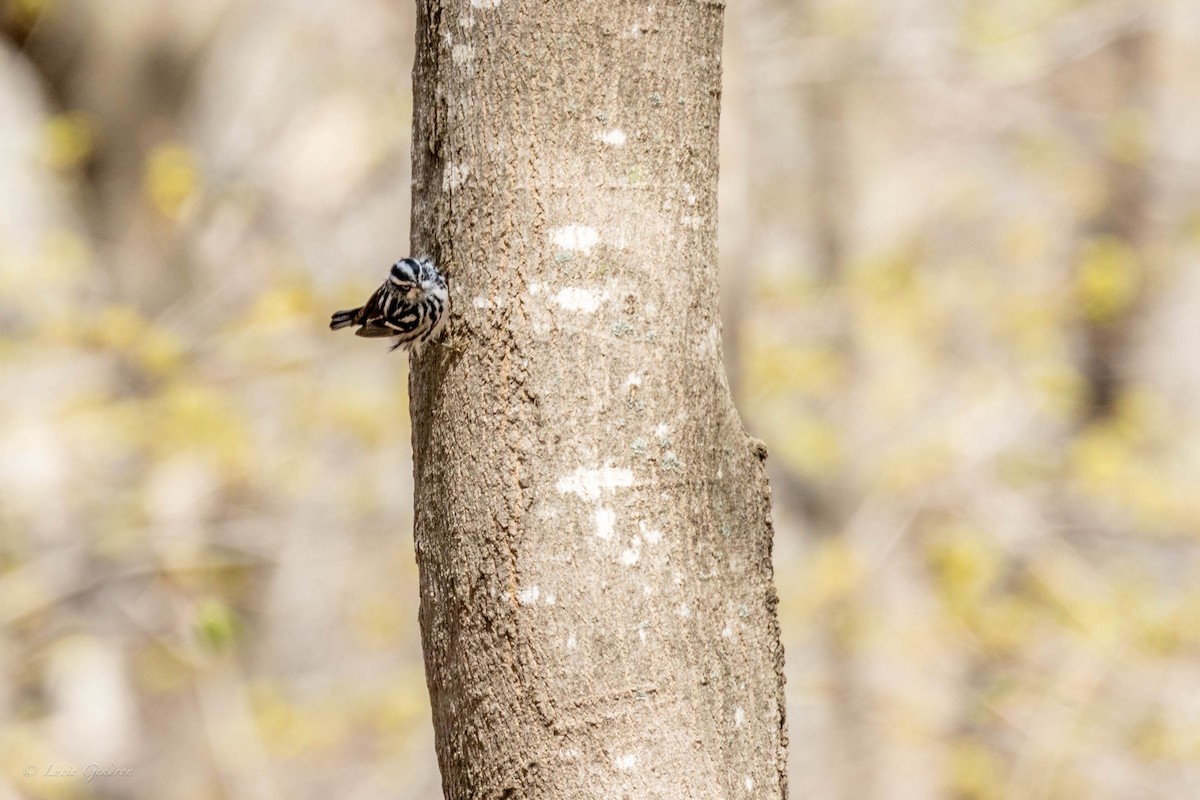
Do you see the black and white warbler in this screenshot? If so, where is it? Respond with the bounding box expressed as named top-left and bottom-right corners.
top-left (330, 257), bottom-right (449, 353)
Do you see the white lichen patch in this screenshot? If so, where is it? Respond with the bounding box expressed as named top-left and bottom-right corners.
top-left (681, 214), bottom-right (704, 230)
top-left (442, 162), bottom-right (470, 191)
top-left (687, 193), bottom-right (697, 206)
top-left (620, 546), bottom-right (640, 566)
top-left (566, 633), bottom-right (576, 650)
top-left (550, 224), bottom-right (600, 255)
top-left (640, 523), bottom-right (662, 545)
top-left (679, 603), bottom-right (691, 618)
top-left (735, 707), bottom-right (746, 728)
top-left (553, 287), bottom-right (604, 313)
top-left (595, 128), bottom-right (627, 147)
top-left (459, 14), bottom-right (475, 27)
top-left (614, 753), bottom-right (637, 771)
top-left (625, 373), bottom-right (642, 389)
top-left (698, 324), bottom-right (721, 359)
top-left (722, 623), bottom-right (733, 638)
top-left (472, 296), bottom-right (493, 309)
top-left (544, 591), bottom-right (557, 605)
top-left (516, 585), bottom-right (540, 605)
top-left (556, 465), bottom-right (634, 500)
top-left (594, 507), bottom-right (616, 540)
top-left (470, 0), bottom-right (500, 8)
top-left (744, 777), bottom-right (755, 791)
top-left (452, 43), bottom-right (475, 66)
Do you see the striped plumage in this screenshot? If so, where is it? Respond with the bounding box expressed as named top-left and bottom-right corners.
top-left (330, 257), bottom-right (449, 353)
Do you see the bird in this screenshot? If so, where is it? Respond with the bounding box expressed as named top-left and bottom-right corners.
top-left (329, 256), bottom-right (449, 353)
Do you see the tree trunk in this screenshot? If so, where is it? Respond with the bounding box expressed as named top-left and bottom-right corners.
top-left (407, 2), bottom-right (787, 797)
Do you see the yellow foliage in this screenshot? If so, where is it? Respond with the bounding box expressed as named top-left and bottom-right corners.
top-left (148, 381), bottom-right (249, 470)
top-left (947, 740), bottom-right (1004, 800)
top-left (246, 285), bottom-right (317, 327)
top-left (134, 642), bottom-right (192, 694)
top-left (974, 595), bottom-right (1037, 654)
top-left (751, 269), bottom-right (822, 309)
top-left (813, 0), bottom-right (872, 37)
top-left (1109, 388), bottom-right (1167, 444)
top-left (961, 2), bottom-right (1019, 46)
top-left (42, 111), bottom-right (92, 171)
top-left (1135, 594), bottom-right (1199, 656)
top-left (1105, 107), bottom-right (1150, 165)
top-left (1076, 237), bottom-right (1140, 323)
top-left (1032, 363), bottom-right (1087, 420)
top-left (96, 306), bottom-right (145, 351)
top-left (143, 143), bottom-right (201, 219)
top-left (0, 569), bottom-right (51, 623)
top-left (850, 252), bottom-right (918, 303)
top-left (1063, 160), bottom-right (1109, 218)
top-left (853, 284), bottom-right (944, 356)
top-left (351, 595), bottom-right (408, 649)
top-left (746, 343), bottom-right (845, 398)
top-left (94, 305), bottom-right (185, 376)
top-left (1158, 591), bottom-right (1200, 653)
top-left (995, 445), bottom-right (1058, 488)
top-left (194, 597), bottom-right (239, 651)
top-left (1015, 131), bottom-right (1070, 176)
top-left (924, 524), bottom-right (1002, 614)
top-left (994, 295), bottom-right (1064, 359)
top-left (362, 672), bottom-right (430, 732)
top-left (1122, 472), bottom-right (1177, 531)
top-left (138, 328), bottom-right (185, 376)
top-left (1030, 554), bottom-right (1124, 646)
top-left (326, 392), bottom-right (393, 445)
top-left (10, 0), bottom-right (52, 23)
top-left (252, 684), bottom-right (348, 757)
top-left (92, 499), bottom-right (147, 558)
top-left (39, 229), bottom-right (91, 284)
top-left (805, 538), bottom-right (864, 607)
top-left (874, 440), bottom-right (951, 495)
top-left (1068, 423), bottom-right (1129, 491)
top-left (1063, 390), bottom-right (1189, 531)
top-left (782, 417), bottom-right (842, 476)
top-left (1000, 217), bottom-right (1051, 265)
top-left (1127, 713), bottom-right (1194, 762)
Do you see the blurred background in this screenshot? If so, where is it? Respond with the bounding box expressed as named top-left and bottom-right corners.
top-left (1, 0), bottom-right (1199, 798)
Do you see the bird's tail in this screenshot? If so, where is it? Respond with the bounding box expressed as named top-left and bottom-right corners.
top-left (330, 307), bottom-right (361, 330)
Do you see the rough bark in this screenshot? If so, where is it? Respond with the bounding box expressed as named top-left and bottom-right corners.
top-left (407, 1), bottom-right (787, 797)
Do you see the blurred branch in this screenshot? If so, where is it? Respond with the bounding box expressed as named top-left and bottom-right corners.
top-left (1078, 25), bottom-right (1154, 421)
top-left (195, 661), bottom-right (282, 800)
top-left (0, 546), bottom-right (270, 627)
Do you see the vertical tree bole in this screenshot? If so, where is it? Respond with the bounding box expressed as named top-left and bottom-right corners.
top-left (408, 1), bottom-right (787, 796)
